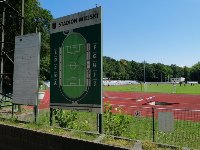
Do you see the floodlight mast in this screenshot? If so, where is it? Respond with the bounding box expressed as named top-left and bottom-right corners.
top-left (0, 3), bottom-right (6, 93)
top-left (143, 60), bottom-right (146, 83)
top-left (0, 0), bottom-right (24, 93)
top-left (21, 0), bottom-right (24, 35)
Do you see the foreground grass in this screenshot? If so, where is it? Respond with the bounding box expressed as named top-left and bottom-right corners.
top-left (0, 117), bottom-right (179, 150)
top-left (104, 84), bottom-right (200, 95)
top-left (0, 116), bottom-right (98, 142)
top-left (1, 109), bottom-right (199, 149)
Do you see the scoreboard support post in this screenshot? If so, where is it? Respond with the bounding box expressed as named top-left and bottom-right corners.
top-left (50, 108), bottom-right (53, 126)
top-left (34, 105), bottom-right (38, 123)
top-left (97, 113), bottom-right (103, 134)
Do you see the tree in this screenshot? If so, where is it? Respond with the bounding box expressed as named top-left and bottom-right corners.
top-left (102, 56), bottom-right (200, 82)
top-left (190, 62), bottom-right (200, 83)
top-left (144, 63), bottom-right (155, 82)
top-left (129, 61), bottom-right (138, 80)
top-left (1, 0), bottom-right (53, 83)
top-left (119, 59), bottom-right (129, 80)
top-left (162, 65), bottom-right (173, 82)
top-left (103, 56), bottom-right (118, 79)
top-left (183, 66), bottom-right (191, 82)
top-left (170, 64), bottom-right (184, 78)
top-left (151, 63), bottom-right (165, 82)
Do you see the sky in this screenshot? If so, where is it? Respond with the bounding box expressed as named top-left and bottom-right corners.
top-left (39, 0), bottom-right (200, 67)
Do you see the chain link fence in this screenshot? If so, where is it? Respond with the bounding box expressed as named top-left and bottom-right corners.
top-left (121, 106), bottom-right (200, 149)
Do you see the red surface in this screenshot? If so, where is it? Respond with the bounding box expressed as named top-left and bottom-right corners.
top-left (31, 90), bottom-right (200, 121)
top-left (38, 90), bottom-right (50, 109)
top-left (104, 92), bottom-right (200, 108)
top-left (25, 90), bottom-right (50, 110)
top-left (104, 92), bottom-right (200, 121)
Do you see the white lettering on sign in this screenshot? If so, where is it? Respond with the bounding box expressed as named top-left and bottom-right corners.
top-left (50, 7), bottom-right (101, 34)
top-left (93, 71), bottom-right (96, 78)
top-left (90, 43), bottom-right (98, 87)
top-left (93, 53), bottom-right (97, 59)
top-left (54, 49), bottom-right (57, 55)
top-left (94, 44), bottom-right (97, 50)
top-left (93, 62), bottom-right (97, 68)
top-left (86, 43), bottom-right (91, 87)
top-left (52, 48), bottom-right (59, 86)
top-left (93, 80), bottom-right (97, 86)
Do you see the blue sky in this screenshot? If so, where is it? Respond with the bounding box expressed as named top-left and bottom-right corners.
top-left (39, 0), bottom-right (200, 67)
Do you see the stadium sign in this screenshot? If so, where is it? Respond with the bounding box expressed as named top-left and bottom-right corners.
top-left (13, 33), bottom-right (41, 106)
top-left (50, 7), bottom-right (102, 113)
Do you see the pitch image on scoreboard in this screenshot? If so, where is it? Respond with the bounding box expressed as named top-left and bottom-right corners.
top-left (59, 32), bottom-right (90, 100)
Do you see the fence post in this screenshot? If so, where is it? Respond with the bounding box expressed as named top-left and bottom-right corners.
top-left (152, 107), bottom-right (155, 142)
top-left (97, 113), bottom-right (103, 134)
top-left (34, 105), bottom-right (38, 123)
top-left (12, 103), bottom-right (14, 117)
top-left (50, 108), bottom-right (53, 126)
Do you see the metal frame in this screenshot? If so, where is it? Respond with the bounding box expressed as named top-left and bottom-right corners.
top-left (0, 0), bottom-right (39, 123)
top-left (0, 0), bottom-right (23, 94)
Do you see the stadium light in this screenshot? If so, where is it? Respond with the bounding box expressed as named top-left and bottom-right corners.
top-left (0, 0), bottom-right (6, 2)
top-left (143, 60), bottom-right (146, 83)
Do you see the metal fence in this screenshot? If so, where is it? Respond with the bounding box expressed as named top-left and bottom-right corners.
top-left (154, 108), bottom-right (200, 149)
top-left (0, 102), bottom-right (200, 149)
top-left (122, 106), bottom-right (200, 149)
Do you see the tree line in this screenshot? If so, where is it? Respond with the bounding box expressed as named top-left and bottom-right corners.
top-left (0, 0), bottom-right (52, 81)
top-left (103, 56), bottom-right (200, 83)
top-left (1, 0), bottom-right (199, 87)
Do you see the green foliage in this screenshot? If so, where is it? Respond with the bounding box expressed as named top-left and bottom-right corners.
top-left (103, 56), bottom-right (200, 82)
top-left (142, 141), bottom-right (157, 150)
top-left (38, 110), bottom-right (49, 125)
top-left (10, 116), bottom-right (19, 123)
top-left (40, 56), bottom-right (50, 81)
top-left (54, 109), bottom-right (78, 129)
top-left (76, 120), bottom-right (90, 131)
top-left (0, 107), bottom-right (200, 149)
top-left (191, 62), bottom-right (200, 83)
top-left (103, 102), bottom-right (131, 136)
top-left (53, 109), bottom-right (91, 131)
top-left (102, 136), bottom-right (135, 149)
top-left (2, 0), bottom-right (53, 81)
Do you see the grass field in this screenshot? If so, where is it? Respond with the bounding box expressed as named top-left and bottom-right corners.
top-left (104, 83), bottom-right (200, 95)
top-left (1, 84), bottom-right (200, 149)
top-left (1, 109), bottom-right (199, 149)
top-left (103, 83), bottom-right (200, 149)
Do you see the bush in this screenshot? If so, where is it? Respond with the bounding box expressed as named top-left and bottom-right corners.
top-left (142, 141), bottom-right (157, 150)
top-left (54, 109), bottom-right (78, 129)
top-left (104, 102), bottom-right (131, 136)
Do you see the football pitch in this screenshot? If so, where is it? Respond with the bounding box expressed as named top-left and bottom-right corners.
top-left (104, 83), bottom-right (200, 95)
top-left (60, 33), bottom-right (88, 99)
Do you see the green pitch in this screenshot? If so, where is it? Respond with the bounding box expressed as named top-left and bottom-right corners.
top-left (104, 83), bottom-right (200, 95)
top-left (60, 33), bottom-right (88, 99)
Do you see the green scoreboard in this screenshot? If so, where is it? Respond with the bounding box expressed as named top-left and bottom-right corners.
top-left (50, 7), bottom-right (102, 113)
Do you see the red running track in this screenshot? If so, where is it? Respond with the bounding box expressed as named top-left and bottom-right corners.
top-left (36, 90), bottom-right (200, 121)
top-left (25, 90), bottom-right (50, 110)
top-left (104, 91), bottom-right (200, 109)
top-left (104, 92), bottom-right (200, 121)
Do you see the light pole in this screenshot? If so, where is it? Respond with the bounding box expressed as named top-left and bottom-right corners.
top-left (18, 0), bottom-right (24, 113)
top-left (143, 60), bottom-right (146, 83)
top-left (21, 0), bottom-right (24, 35)
top-left (0, 0), bottom-right (6, 93)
